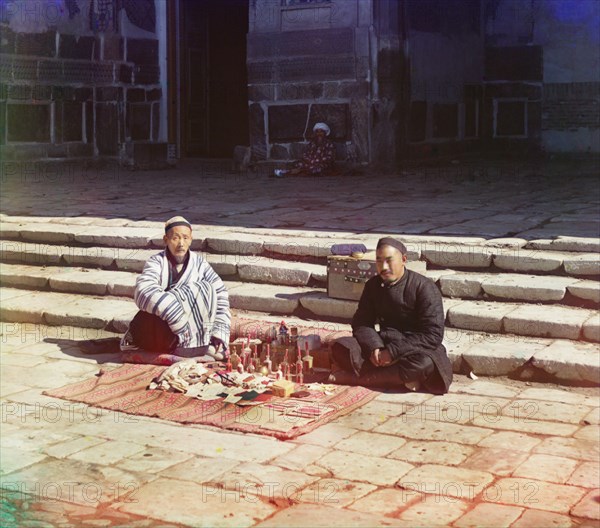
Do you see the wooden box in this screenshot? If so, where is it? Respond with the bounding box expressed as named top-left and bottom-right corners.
top-left (327, 253), bottom-right (427, 301)
top-left (327, 252), bottom-right (378, 301)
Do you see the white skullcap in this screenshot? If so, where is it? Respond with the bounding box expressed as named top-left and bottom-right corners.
top-left (313, 122), bottom-right (331, 136)
top-left (164, 216), bottom-right (192, 233)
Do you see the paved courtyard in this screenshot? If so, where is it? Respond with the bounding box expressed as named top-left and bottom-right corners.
top-left (1, 156), bottom-right (598, 239)
top-left (1, 156), bottom-right (599, 527)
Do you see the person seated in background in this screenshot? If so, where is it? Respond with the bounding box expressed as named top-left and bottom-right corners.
top-left (275, 122), bottom-right (336, 177)
top-left (120, 216), bottom-right (230, 363)
top-left (328, 237), bottom-right (453, 394)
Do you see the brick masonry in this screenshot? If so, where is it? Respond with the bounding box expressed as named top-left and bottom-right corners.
top-left (542, 82), bottom-right (600, 131)
top-left (0, 26), bottom-right (163, 164)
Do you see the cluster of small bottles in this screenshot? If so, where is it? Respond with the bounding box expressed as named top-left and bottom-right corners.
top-left (225, 333), bottom-right (313, 384)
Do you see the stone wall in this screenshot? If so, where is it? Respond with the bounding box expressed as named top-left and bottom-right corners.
top-left (405, 0), bottom-right (484, 155)
top-left (484, 0), bottom-right (600, 152)
top-left (248, 0), bottom-right (372, 163)
top-left (0, 1), bottom-right (166, 166)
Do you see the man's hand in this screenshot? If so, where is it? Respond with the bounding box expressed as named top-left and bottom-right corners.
top-left (370, 348), bottom-right (393, 367)
top-left (210, 336), bottom-right (227, 357)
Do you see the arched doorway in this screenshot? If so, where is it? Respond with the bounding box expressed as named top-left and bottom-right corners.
top-left (170, 0), bottom-right (249, 158)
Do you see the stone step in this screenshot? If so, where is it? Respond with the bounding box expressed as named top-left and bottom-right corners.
top-left (1, 314), bottom-right (598, 387)
top-left (1, 283), bottom-right (598, 343)
top-left (2, 259), bottom-right (596, 317)
top-left (439, 271), bottom-right (599, 305)
top-left (0, 245), bottom-right (326, 287)
top-left (2, 218), bottom-right (598, 276)
top-left (4, 214), bottom-right (599, 251)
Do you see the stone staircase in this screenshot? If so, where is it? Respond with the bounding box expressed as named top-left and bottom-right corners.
top-left (1, 215), bottom-right (598, 385)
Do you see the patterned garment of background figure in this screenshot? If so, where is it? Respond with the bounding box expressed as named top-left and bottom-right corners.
top-left (90, 0), bottom-right (117, 32)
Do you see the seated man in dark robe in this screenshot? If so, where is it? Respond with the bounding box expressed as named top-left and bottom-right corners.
top-left (329, 237), bottom-right (453, 394)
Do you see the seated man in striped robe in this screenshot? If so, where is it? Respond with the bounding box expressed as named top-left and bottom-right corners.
top-left (120, 216), bottom-right (230, 363)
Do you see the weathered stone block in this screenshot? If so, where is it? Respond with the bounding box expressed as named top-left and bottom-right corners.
top-left (97, 87), bottom-right (122, 102)
top-left (422, 245), bottom-right (493, 268)
top-left (95, 103), bottom-right (119, 155)
top-left (248, 83), bottom-right (275, 101)
top-left (268, 104), bottom-right (308, 141)
top-left (582, 314), bottom-right (599, 342)
top-left (299, 292), bottom-right (357, 320)
top-left (238, 260), bottom-right (312, 286)
top-left (481, 274), bottom-right (578, 302)
top-left (532, 340), bottom-right (600, 384)
top-left (278, 83), bottom-right (323, 100)
top-left (447, 300), bottom-right (517, 333)
top-left (62, 102), bottom-right (83, 142)
top-left (439, 273), bottom-right (487, 298)
top-left (119, 64), bottom-right (133, 83)
top-left (206, 234), bottom-right (264, 255)
top-left (127, 38), bottom-right (158, 65)
top-left (59, 35), bottom-right (94, 59)
top-left (13, 57), bottom-right (38, 81)
top-left (493, 249), bottom-right (563, 273)
top-left (527, 236), bottom-right (600, 253)
top-left (127, 104), bottom-right (151, 141)
top-left (15, 31), bottom-right (55, 56)
top-left (270, 144), bottom-right (289, 160)
top-left (308, 103), bottom-right (349, 140)
top-left (103, 37), bottom-right (123, 61)
top-left (7, 104), bottom-right (50, 142)
top-left (503, 305), bottom-right (592, 340)
top-left (461, 337), bottom-right (548, 376)
top-left (485, 46), bottom-right (543, 81)
top-left (135, 64), bottom-right (160, 84)
top-left (0, 26), bottom-right (15, 54)
top-left (249, 102), bottom-right (266, 158)
top-left (563, 253), bottom-right (600, 276)
top-left (226, 281), bottom-right (305, 314)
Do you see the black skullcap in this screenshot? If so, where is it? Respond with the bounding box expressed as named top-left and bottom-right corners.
top-left (376, 237), bottom-right (407, 255)
top-left (164, 216), bottom-right (192, 234)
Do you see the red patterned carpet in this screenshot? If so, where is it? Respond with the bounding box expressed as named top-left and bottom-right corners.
top-left (43, 363), bottom-right (377, 440)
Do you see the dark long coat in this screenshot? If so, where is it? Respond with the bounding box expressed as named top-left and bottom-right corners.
top-left (352, 269), bottom-right (453, 394)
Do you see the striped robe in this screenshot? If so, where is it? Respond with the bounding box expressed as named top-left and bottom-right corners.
top-left (132, 250), bottom-right (230, 348)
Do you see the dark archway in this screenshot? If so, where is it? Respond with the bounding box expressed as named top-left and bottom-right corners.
top-left (179, 0), bottom-right (249, 158)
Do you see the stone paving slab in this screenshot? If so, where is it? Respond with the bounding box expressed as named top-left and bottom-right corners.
top-left (118, 477), bottom-right (278, 527)
top-left (453, 503), bottom-right (524, 528)
top-left (483, 477), bottom-right (587, 514)
top-left (255, 503), bottom-right (412, 527)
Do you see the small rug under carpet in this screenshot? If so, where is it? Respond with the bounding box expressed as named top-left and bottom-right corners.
top-left (43, 364), bottom-right (376, 440)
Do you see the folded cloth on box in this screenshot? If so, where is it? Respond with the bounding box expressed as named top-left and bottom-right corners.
top-left (330, 243), bottom-right (368, 256)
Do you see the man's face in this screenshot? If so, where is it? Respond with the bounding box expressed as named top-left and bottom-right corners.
top-left (164, 226), bottom-right (192, 263)
top-left (376, 245), bottom-right (407, 284)
top-left (314, 128), bottom-right (326, 142)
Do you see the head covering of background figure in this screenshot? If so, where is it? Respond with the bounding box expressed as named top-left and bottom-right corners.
top-left (312, 122), bottom-right (331, 136)
top-left (164, 216), bottom-right (192, 234)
